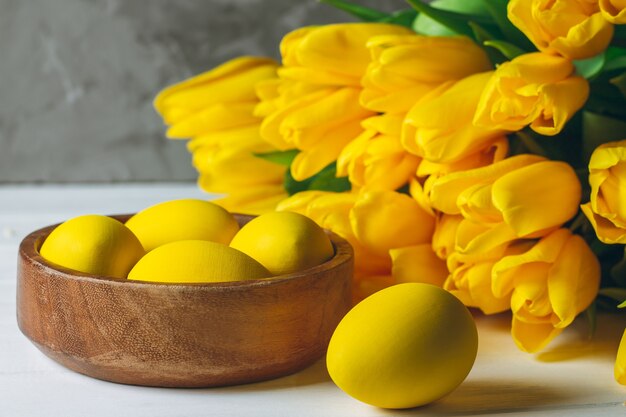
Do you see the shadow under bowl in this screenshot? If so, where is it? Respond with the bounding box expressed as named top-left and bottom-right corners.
top-left (16, 214), bottom-right (353, 388)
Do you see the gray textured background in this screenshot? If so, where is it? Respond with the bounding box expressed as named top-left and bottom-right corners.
top-left (0, 0), bottom-right (403, 183)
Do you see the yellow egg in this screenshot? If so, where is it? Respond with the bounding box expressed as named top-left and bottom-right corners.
top-left (327, 283), bottom-right (478, 409)
top-left (125, 199), bottom-right (239, 252)
top-left (40, 214), bottom-right (145, 279)
top-left (229, 211), bottom-right (334, 275)
top-left (127, 240), bottom-right (271, 283)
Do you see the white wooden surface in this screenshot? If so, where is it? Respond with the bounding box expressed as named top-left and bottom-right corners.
top-left (0, 184), bottom-right (625, 417)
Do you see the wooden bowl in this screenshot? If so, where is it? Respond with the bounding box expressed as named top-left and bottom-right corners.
top-left (16, 214), bottom-right (353, 388)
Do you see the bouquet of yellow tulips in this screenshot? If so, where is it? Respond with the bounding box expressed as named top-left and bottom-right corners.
top-left (154, 0), bottom-right (626, 384)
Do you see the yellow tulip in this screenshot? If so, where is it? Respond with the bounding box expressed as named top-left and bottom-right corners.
top-left (337, 114), bottom-right (420, 191)
top-left (508, 0), bottom-right (614, 60)
top-left (601, 0), bottom-right (626, 23)
top-left (277, 190), bottom-right (391, 277)
top-left (154, 56), bottom-right (287, 214)
top-left (427, 155), bottom-right (582, 237)
top-left (402, 72), bottom-right (508, 164)
top-left (444, 240), bottom-right (534, 315)
top-left (492, 229), bottom-right (600, 352)
top-left (581, 140), bottom-right (626, 243)
top-left (154, 56), bottom-right (278, 137)
top-left (417, 137), bottom-right (509, 178)
top-left (350, 189), bottom-right (435, 256)
top-left (189, 135), bottom-right (287, 215)
top-left (474, 53), bottom-right (589, 136)
top-left (261, 87), bottom-right (374, 180)
top-left (616, 329), bottom-right (626, 385)
top-left (277, 188), bottom-right (437, 300)
top-left (279, 24), bottom-right (411, 87)
top-left (361, 34), bottom-right (492, 113)
top-left (390, 244), bottom-right (448, 287)
top-left (261, 23), bottom-right (409, 181)
top-left (432, 214), bottom-right (463, 260)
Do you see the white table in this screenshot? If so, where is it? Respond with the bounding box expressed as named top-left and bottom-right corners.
top-left (1, 184), bottom-right (625, 416)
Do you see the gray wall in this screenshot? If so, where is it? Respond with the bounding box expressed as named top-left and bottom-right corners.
top-left (0, 0), bottom-right (403, 183)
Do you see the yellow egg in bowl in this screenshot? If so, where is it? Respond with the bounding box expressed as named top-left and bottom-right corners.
top-left (16, 214), bottom-right (353, 388)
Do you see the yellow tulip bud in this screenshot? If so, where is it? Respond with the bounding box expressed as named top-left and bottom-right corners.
top-left (262, 23), bottom-right (410, 181)
top-left (279, 23), bottom-right (411, 87)
top-left (428, 155), bottom-right (582, 237)
top-left (154, 56), bottom-right (278, 137)
top-left (432, 214), bottom-right (463, 260)
top-left (350, 190), bottom-right (435, 256)
top-left (492, 229), bottom-right (600, 352)
top-left (277, 191), bottom-right (391, 276)
top-left (616, 329), bottom-right (626, 385)
top-left (417, 137), bottom-right (509, 177)
top-left (337, 114), bottom-right (420, 191)
top-left (153, 56), bottom-right (287, 214)
top-left (261, 87), bottom-right (374, 180)
top-left (581, 140), bottom-right (626, 243)
top-left (445, 261), bottom-right (509, 315)
top-left (278, 188), bottom-right (438, 300)
top-left (600, 0), bottom-right (626, 23)
top-left (390, 244), bottom-right (448, 287)
top-left (402, 72), bottom-right (507, 164)
top-left (508, 0), bottom-right (614, 60)
top-left (361, 34), bottom-right (492, 113)
top-left (474, 53), bottom-right (589, 136)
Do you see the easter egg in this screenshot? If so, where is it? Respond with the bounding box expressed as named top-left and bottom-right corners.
top-left (326, 283), bottom-right (478, 409)
top-left (40, 214), bottom-right (145, 279)
top-left (125, 199), bottom-right (239, 252)
top-left (127, 240), bottom-right (271, 283)
top-left (230, 211), bottom-right (334, 275)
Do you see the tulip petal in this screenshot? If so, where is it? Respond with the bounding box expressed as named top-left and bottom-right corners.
top-left (213, 184), bottom-right (287, 215)
top-left (492, 229), bottom-right (569, 298)
top-left (616, 329), bottom-right (626, 385)
top-left (601, 0), bottom-right (626, 23)
top-left (155, 57), bottom-right (277, 118)
top-left (351, 190), bottom-right (435, 255)
top-left (428, 154), bottom-right (545, 214)
top-left (512, 316), bottom-right (562, 353)
top-left (390, 244), bottom-right (448, 287)
top-left (166, 102), bottom-right (259, 138)
top-left (531, 77), bottom-right (589, 136)
top-left (492, 161), bottom-right (582, 236)
top-left (548, 234), bottom-right (600, 328)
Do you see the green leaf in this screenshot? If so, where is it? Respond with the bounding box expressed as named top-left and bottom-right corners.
top-left (483, 40), bottom-right (525, 60)
top-left (283, 163), bottom-right (350, 196)
top-left (284, 169), bottom-right (312, 196)
top-left (598, 288), bottom-right (626, 307)
top-left (574, 53), bottom-right (606, 80)
top-left (308, 164), bottom-right (351, 192)
top-left (381, 9), bottom-right (418, 27)
top-left (254, 149), bottom-right (299, 166)
top-left (319, 0), bottom-right (388, 21)
top-left (468, 22), bottom-right (506, 65)
top-left (428, 0), bottom-right (490, 16)
top-left (413, 13), bottom-right (458, 36)
top-left (478, 0), bottom-right (534, 50)
top-left (603, 47), bottom-right (626, 72)
top-left (406, 0), bottom-right (476, 37)
top-left (610, 72), bottom-right (626, 98)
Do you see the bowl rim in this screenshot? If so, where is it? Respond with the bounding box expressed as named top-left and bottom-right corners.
top-left (19, 213), bottom-right (354, 291)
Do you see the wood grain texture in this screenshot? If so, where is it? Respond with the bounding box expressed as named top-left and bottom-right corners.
top-left (16, 214), bottom-right (353, 388)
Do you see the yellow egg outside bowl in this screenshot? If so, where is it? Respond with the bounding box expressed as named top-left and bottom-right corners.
top-left (16, 214), bottom-right (353, 387)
